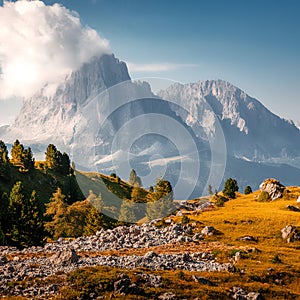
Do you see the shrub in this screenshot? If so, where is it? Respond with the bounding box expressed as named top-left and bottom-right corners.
top-left (271, 253), bottom-right (282, 264)
top-left (214, 195), bottom-right (228, 207)
top-left (257, 191), bottom-right (271, 202)
top-left (181, 215), bottom-right (190, 224)
top-left (244, 186), bottom-right (252, 194)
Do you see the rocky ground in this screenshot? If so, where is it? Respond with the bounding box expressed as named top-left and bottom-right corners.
top-left (0, 222), bottom-right (240, 298)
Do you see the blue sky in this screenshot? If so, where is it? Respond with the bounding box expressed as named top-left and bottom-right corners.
top-left (1, 0), bottom-right (300, 122)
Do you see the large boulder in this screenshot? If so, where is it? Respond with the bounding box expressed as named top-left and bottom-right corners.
top-left (259, 178), bottom-right (285, 200)
top-left (50, 248), bottom-right (78, 266)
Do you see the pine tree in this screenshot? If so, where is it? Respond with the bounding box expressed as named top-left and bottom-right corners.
top-left (146, 178), bottom-right (175, 221)
top-left (7, 183), bottom-right (44, 248)
top-left (223, 178), bottom-right (239, 198)
top-left (0, 191), bottom-right (9, 234)
top-left (45, 144), bottom-right (60, 169)
top-left (0, 140), bottom-right (10, 179)
top-left (7, 181), bottom-right (25, 246)
top-left (11, 140), bottom-right (34, 172)
top-left (44, 188), bottom-right (68, 239)
top-left (11, 140), bottom-right (24, 167)
top-left (83, 206), bottom-right (104, 236)
top-left (131, 185), bottom-right (146, 220)
top-left (208, 184), bottom-right (213, 195)
top-left (23, 190), bottom-right (44, 247)
top-left (46, 144), bottom-right (72, 175)
top-left (129, 169), bottom-right (142, 187)
top-left (22, 147), bottom-right (34, 171)
top-left (118, 200), bottom-right (136, 223)
top-left (61, 152), bottom-right (71, 175)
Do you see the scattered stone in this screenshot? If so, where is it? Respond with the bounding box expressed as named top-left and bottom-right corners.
top-left (259, 178), bottom-right (285, 200)
top-left (201, 226), bottom-right (215, 236)
top-left (136, 272), bottom-right (162, 287)
top-left (114, 273), bottom-right (131, 295)
top-left (0, 256), bottom-right (7, 266)
top-left (158, 292), bottom-right (177, 300)
top-left (192, 275), bottom-right (214, 286)
top-left (234, 252), bottom-right (241, 262)
top-left (230, 286), bottom-right (264, 300)
top-left (236, 236), bottom-right (258, 242)
top-left (286, 205), bottom-right (300, 212)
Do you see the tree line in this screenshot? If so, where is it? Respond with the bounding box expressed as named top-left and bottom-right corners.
top-left (0, 140), bottom-right (176, 248)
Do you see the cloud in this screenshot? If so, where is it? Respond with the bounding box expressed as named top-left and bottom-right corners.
top-left (0, 0), bottom-right (110, 99)
top-left (127, 62), bottom-right (200, 73)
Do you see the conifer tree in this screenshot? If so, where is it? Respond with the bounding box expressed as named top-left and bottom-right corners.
top-left (61, 152), bottom-right (71, 175)
top-left (129, 169), bottom-right (142, 187)
top-left (23, 190), bottom-right (44, 247)
top-left (83, 206), bottom-right (104, 236)
top-left (223, 178), bottom-right (239, 198)
top-left (118, 200), bottom-right (136, 223)
top-left (44, 188), bottom-right (68, 239)
top-left (146, 178), bottom-right (175, 221)
top-left (7, 183), bottom-right (44, 247)
top-left (7, 181), bottom-right (25, 246)
top-left (131, 185), bottom-right (146, 220)
top-left (11, 140), bottom-right (24, 167)
top-left (45, 144), bottom-right (60, 169)
top-left (11, 140), bottom-right (34, 172)
top-left (0, 140), bottom-right (10, 179)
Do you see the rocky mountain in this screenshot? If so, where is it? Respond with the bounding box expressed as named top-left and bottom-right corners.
top-left (1, 54), bottom-right (300, 198)
top-left (159, 80), bottom-right (300, 161)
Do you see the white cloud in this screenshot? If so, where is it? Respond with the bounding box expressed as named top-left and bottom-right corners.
top-left (127, 62), bottom-right (199, 73)
top-left (0, 0), bottom-right (110, 99)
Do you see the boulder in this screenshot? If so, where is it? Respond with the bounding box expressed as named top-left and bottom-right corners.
top-left (296, 196), bottom-right (300, 203)
top-left (201, 226), bottom-right (215, 236)
top-left (231, 287), bottom-right (264, 300)
top-left (259, 178), bottom-right (285, 200)
top-left (50, 248), bottom-right (78, 266)
top-left (286, 205), bottom-right (300, 212)
top-left (192, 275), bottom-right (214, 286)
top-left (281, 225), bottom-right (300, 242)
top-left (114, 274), bottom-right (131, 295)
top-left (158, 292), bottom-right (177, 300)
top-left (236, 236), bottom-right (258, 242)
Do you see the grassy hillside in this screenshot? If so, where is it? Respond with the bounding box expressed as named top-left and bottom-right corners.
top-left (0, 163), bottom-right (84, 205)
top-left (166, 187), bottom-right (300, 298)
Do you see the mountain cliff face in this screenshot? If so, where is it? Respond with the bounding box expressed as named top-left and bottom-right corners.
top-left (2, 54), bottom-right (132, 145)
top-left (159, 80), bottom-right (300, 161)
top-left (1, 55), bottom-right (300, 198)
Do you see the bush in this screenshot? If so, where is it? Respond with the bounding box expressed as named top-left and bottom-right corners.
top-left (257, 191), bottom-right (271, 202)
top-left (181, 215), bottom-right (190, 224)
top-left (244, 186), bottom-right (252, 194)
top-left (214, 195), bottom-right (228, 207)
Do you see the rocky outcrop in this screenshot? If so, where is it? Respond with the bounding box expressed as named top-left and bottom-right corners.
top-left (281, 225), bottom-right (300, 243)
top-left (259, 178), bottom-right (285, 200)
